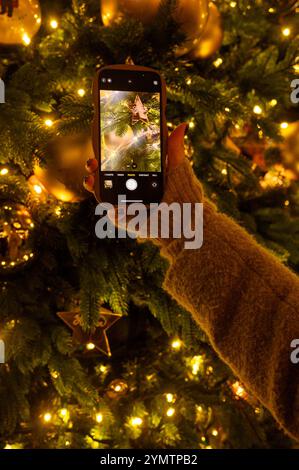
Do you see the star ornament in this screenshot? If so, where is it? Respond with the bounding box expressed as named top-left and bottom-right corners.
top-left (57, 307), bottom-right (122, 357)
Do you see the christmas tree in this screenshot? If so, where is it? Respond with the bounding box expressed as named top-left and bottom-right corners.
top-left (0, 0), bottom-right (298, 450)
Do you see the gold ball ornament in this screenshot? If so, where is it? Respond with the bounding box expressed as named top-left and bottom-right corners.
top-left (173, 0), bottom-right (209, 56)
top-left (280, 121), bottom-right (299, 178)
top-left (33, 133), bottom-right (94, 203)
top-left (189, 2), bottom-right (223, 59)
top-left (0, 203), bottom-right (35, 272)
top-left (0, 0), bottom-right (41, 46)
top-left (101, 0), bottom-right (209, 49)
top-left (101, 0), bottom-right (160, 25)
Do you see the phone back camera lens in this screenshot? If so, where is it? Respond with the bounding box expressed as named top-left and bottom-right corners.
top-left (128, 79), bottom-right (132, 84)
top-left (101, 78), bottom-right (106, 83)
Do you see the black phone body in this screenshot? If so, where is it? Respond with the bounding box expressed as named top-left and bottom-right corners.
top-left (93, 65), bottom-right (167, 205)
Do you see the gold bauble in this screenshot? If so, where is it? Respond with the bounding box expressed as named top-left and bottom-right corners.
top-left (101, 0), bottom-right (209, 44)
top-left (190, 2), bottom-right (223, 59)
top-left (101, 0), bottom-right (160, 25)
top-left (121, 0), bottom-right (160, 24)
top-left (280, 122), bottom-right (299, 178)
top-left (34, 133), bottom-right (94, 203)
top-left (0, 203), bottom-right (35, 271)
top-left (0, 0), bottom-right (41, 46)
top-left (173, 0), bottom-right (209, 56)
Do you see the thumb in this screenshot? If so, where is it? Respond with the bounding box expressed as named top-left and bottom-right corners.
top-left (167, 122), bottom-right (188, 170)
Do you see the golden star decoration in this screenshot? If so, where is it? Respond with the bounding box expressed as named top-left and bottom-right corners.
top-left (57, 307), bottom-right (122, 356)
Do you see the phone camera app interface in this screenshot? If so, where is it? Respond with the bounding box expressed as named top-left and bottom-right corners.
top-left (100, 90), bottom-right (161, 173)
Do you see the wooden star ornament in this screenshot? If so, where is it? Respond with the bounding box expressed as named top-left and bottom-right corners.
top-left (57, 307), bottom-right (122, 357)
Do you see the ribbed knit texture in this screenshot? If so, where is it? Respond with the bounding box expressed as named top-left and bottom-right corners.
top-left (158, 159), bottom-right (299, 442)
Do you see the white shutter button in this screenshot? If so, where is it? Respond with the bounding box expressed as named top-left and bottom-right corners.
top-left (126, 178), bottom-right (138, 191)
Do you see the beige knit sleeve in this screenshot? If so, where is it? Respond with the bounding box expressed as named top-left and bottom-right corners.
top-left (158, 158), bottom-right (299, 442)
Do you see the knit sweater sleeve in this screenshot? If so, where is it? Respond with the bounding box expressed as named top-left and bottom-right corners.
top-left (158, 159), bottom-right (299, 442)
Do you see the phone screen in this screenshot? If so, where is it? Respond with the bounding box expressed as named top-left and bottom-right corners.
top-left (98, 69), bottom-right (164, 204)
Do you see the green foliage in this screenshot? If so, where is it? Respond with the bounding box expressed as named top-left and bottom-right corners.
top-left (0, 0), bottom-right (297, 450)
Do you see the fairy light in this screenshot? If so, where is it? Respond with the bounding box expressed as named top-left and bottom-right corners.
top-left (166, 407), bottom-right (175, 417)
top-left (44, 118), bottom-right (54, 128)
top-left (211, 429), bottom-right (218, 437)
top-left (269, 99), bottom-right (277, 107)
top-left (213, 57), bottom-right (223, 68)
top-left (96, 412), bottom-right (103, 423)
top-left (224, 107), bottom-right (230, 113)
top-left (77, 88), bottom-right (86, 97)
top-left (99, 364), bottom-right (108, 373)
top-left (0, 168), bottom-right (8, 175)
top-left (166, 393), bottom-right (175, 403)
top-left (282, 27), bottom-right (290, 37)
top-left (284, 200), bottom-right (290, 207)
top-left (231, 381), bottom-right (247, 399)
top-left (55, 206), bottom-right (62, 216)
top-left (221, 168), bottom-right (228, 175)
top-left (33, 184), bottom-right (43, 195)
top-left (59, 408), bottom-right (68, 417)
top-left (86, 342), bottom-right (95, 351)
top-left (280, 122), bottom-right (289, 129)
top-left (230, 1), bottom-right (237, 7)
top-left (189, 121), bottom-right (195, 129)
top-left (186, 78), bottom-right (192, 85)
top-left (190, 355), bottom-right (203, 375)
top-left (43, 412), bottom-right (52, 423)
top-left (253, 105), bottom-right (262, 115)
top-left (22, 33), bottom-right (31, 46)
top-left (171, 338), bottom-right (182, 350)
top-left (268, 7), bottom-right (275, 13)
top-left (130, 417), bottom-right (143, 427)
top-left (50, 19), bottom-right (58, 29)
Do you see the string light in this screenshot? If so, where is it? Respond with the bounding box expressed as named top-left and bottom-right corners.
top-left (50, 19), bottom-right (58, 29)
top-left (231, 380), bottom-right (247, 399)
top-left (282, 27), bottom-right (290, 37)
top-left (284, 200), bottom-right (290, 207)
top-left (59, 408), bottom-right (68, 417)
top-left (96, 412), bottom-right (103, 423)
top-left (190, 355), bottom-right (203, 375)
top-left (213, 57), bottom-right (223, 68)
top-left (269, 99), bottom-right (277, 107)
top-left (186, 78), bottom-right (192, 85)
top-left (22, 33), bottom-right (31, 46)
top-left (86, 342), bottom-right (95, 351)
top-left (166, 393), bottom-right (175, 403)
top-left (268, 7), bottom-right (275, 13)
top-left (130, 417), bottom-right (143, 427)
top-left (221, 168), bottom-right (228, 175)
top-left (230, 1), bottom-right (237, 7)
top-left (0, 168), bottom-right (8, 175)
top-left (44, 118), bottom-right (54, 128)
top-left (33, 184), bottom-right (43, 195)
top-left (211, 429), bottom-right (218, 437)
top-left (189, 121), bottom-right (195, 129)
top-left (253, 105), bottom-right (262, 115)
top-left (171, 338), bottom-right (182, 350)
top-left (166, 407), bottom-right (175, 417)
top-left (77, 88), bottom-right (86, 97)
top-left (280, 122), bottom-right (289, 129)
top-left (43, 412), bottom-right (52, 423)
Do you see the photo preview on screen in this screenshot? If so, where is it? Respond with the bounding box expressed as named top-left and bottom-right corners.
top-left (100, 89), bottom-right (161, 173)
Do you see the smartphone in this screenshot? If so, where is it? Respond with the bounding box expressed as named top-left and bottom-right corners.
top-left (93, 65), bottom-right (167, 205)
